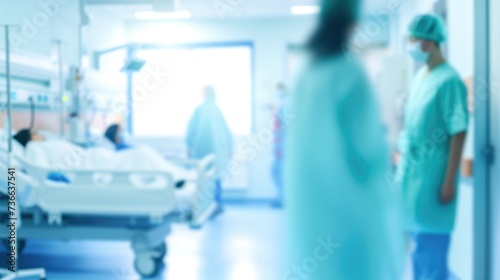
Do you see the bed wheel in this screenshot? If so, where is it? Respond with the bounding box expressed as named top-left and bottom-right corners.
top-left (134, 254), bottom-right (160, 278)
top-left (1, 239), bottom-right (26, 254)
top-left (153, 242), bottom-right (167, 260)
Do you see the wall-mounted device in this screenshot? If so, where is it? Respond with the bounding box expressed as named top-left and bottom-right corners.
top-left (0, 50), bottom-right (61, 111)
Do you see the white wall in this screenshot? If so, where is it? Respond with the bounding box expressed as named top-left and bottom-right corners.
top-left (447, 1), bottom-right (475, 279)
top-left (83, 7), bottom-right (126, 51)
top-left (0, 0), bottom-right (81, 65)
top-left (448, 0), bottom-right (474, 78)
top-left (82, 6), bottom-right (127, 71)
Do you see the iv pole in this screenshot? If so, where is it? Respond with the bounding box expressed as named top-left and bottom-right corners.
top-left (54, 40), bottom-right (65, 138)
top-left (0, 24), bottom-right (46, 280)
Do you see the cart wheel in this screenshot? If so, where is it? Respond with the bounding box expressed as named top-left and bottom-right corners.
top-left (1, 239), bottom-right (26, 254)
top-left (134, 255), bottom-right (159, 278)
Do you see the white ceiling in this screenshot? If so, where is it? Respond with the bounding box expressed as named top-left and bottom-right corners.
top-left (85, 0), bottom-right (392, 21)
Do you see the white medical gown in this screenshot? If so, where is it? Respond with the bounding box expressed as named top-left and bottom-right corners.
top-left (284, 55), bottom-right (405, 280)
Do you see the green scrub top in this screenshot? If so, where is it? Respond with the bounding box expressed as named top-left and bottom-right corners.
top-left (397, 62), bottom-right (469, 234)
top-left (284, 55), bottom-right (405, 280)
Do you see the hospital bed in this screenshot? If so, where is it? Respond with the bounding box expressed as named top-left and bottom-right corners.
top-left (0, 144), bottom-right (218, 277)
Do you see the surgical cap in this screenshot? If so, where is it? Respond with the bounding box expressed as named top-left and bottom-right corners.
top-left (408, 14), bottom-right (447, 43)
top-left (320, 0), bottom-right (360, 20)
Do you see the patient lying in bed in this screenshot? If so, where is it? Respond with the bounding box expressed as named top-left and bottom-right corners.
top-left (13, 129), bottom-right (190, 186)
top-left (12, 129), bottom-right (70, 183)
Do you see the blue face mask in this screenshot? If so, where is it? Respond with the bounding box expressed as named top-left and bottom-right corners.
top-left (408, 41), bottom-right (430, 63)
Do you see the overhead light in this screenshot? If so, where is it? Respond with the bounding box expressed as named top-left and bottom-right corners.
top-left (291, 5), bottom-right (320, 15)
top-left (135, 11), bottom-right (192, 20)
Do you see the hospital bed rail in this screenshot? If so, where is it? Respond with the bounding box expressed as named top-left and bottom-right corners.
top-left (0, 152), bottom-right (218, 277)
top-left (169, 154), bottom-right (218, 228)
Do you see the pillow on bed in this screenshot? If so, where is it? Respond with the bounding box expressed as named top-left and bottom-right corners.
top-left (36, 130), bottom-right (60, 141)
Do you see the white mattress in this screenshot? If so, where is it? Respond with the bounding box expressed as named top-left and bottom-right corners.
top-left (25, 140), bottom-right (195, 182)
top-left (1, 140), bottom-right (199, 215)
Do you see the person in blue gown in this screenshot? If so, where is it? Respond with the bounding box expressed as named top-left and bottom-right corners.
top-left (397, 14), bottom-right (468, 280)
top-left (186, 86), bottom-right (233, 208)
top-left (283, 0), bottom-right (405, 279)
top-left (271, 83), bottom-right (290, 208)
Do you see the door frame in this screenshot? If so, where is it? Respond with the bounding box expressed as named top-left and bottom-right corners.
top-left (474, 0), bottom-right (492, 279)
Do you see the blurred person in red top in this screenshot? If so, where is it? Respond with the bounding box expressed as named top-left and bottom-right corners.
top-left (271, 83), bottom-right (289, 208)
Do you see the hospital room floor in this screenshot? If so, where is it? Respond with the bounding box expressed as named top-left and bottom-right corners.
top-left (0, 183), bottom-right (473, 280)
top-left (0, 205), bottom-right (285, 280)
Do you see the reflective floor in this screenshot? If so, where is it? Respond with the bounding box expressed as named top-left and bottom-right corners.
top-left (0, 205), bottom-right (285, 280)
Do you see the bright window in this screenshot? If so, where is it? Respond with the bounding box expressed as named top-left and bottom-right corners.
top-left (131, 44), bottom-right (253, 137)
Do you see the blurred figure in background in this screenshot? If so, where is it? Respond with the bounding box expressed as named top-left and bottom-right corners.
top-left (104, 123), bottom-right (132, 151)
top-left (283, 0), bottom-right (404, 279)
top-left (271, 83), bottom-right (290, 208)
top-left (186, 86), bottom-right (233, 211)
top-left (397, 14), bottom-right (468, 280)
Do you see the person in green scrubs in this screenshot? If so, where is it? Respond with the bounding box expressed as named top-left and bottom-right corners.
top-left (397, 14), bottom-right (469, 280)
top-left (283, 0), bottom-right (405, 279)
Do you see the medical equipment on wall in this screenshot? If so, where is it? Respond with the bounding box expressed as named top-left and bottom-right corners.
top-left (65, 66), bottom-right (82, 114)
top-left (0, 89), bottom-right (52, 111)
top-left (0, 41), bottom-right (63, 115)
